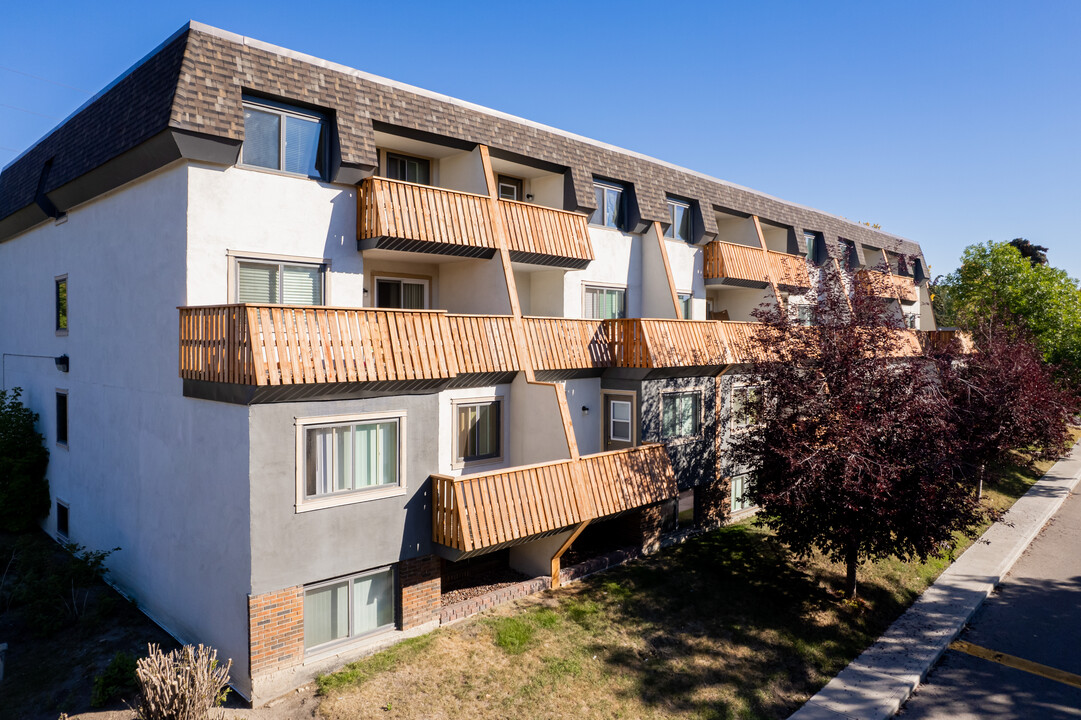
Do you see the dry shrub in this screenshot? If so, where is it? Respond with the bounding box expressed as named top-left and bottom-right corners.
top-left (134, 643), bottom-right (232, 720)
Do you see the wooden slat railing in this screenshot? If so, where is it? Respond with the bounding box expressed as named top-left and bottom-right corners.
top-left (432, 444), bottom-right (677, 553)
top-left (500, 199), bottom-right (594, 263)
top-left (607, 319), bottom-right (731, 368)
top-left (179, 305), bottom-right (459, 386)
top-left (580, 444), bottom-right (678, 517)
top-left (854, 269), bottom-right (899, 299)
top-left (704, 241), bottom-right (771, 283)
top-left (446, 314), bottom-right (521, 374)
top-left (892, 275), bottom-right (919, 303)
top-left (718, 321), bottom-right (774, 363)
top-left (917, 330), bottom-right (974, 354)
top-left (358, 176), bottom-right (497, 250)
top-left (767, 250), bottom-right (811, 288)
top-left (523, 317), bottom-right (612, 371)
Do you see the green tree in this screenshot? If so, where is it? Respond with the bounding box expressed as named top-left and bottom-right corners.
top-left (0, 388), bottom-right (51, 532)
top-left (936, 241), bottom-right (1081, 379)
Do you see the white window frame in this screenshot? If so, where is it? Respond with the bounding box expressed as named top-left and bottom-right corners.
top-left (497, 174), bottom-right (523, 201)
top-left (794, 303), bottom-right (814, 326)
top-left (582, 283), bottom-right (627, 320)
top-left (372, 275), bottom-right (431, 310)
top-left (55, 274), bottom-right (68, 336)
top-left (730, 472), bottom-right (757, 513)
top-left (678, 292), bottom-right (692, 320)
top-left (55, 389), bottom-right (68, 448)
top-left (240, 98), bottom-right (328, 179)
top-left (295, 412), bottom-right (407, 512)
top-left (661, 391), bottom-right (703, 441)
top-left (730, 384), bottom-right (763, 431)
top-left (609, 399), bottom-right (633, 443)
top-left (55, 498), bottom-right (69, 540)
top-left (590, 181), bottom-right (625, 229)
top-left (664, 198), bottom-right (693, 243)
top-left (303, 565), bottom-right (397, 655)
top-left (229, 251), bottom-right (329, 305)
top-left (452, 396), bottom-right (504, 469)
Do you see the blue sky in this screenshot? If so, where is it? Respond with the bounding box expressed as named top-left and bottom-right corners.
top-left (2, 1), bottom-right (1079, 278)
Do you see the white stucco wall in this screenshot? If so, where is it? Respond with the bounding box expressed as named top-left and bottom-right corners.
top-left (440, 257), bottom-right (513, 315)
top-left (565, 227), bottom-right (641, 318)
top-left (0, 162), bottom-right (252, 692)
top-left (707, 285), bottom-right (777, 322)
top-left (439, 148), bottom-right (488, 196)
top-left (528, 269), bottom-right (566, 318)
top-left (529, 174), bottom-right (564, 209)
top-left (509, 376), bottom-right (573, 465)
top-left (562, 378), bottom-right (602, 455)
top-left (665, 239), bottom-right (704, 319)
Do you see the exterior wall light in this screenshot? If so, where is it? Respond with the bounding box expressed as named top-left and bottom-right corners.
top-left (55, 354), bottom-right (69, 373)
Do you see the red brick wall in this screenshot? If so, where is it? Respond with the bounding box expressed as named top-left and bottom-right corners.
top-left (399, 555), bottom-right (441, 629)
top-left (695, 478), bottom-right (731, 530)
top-left (248, 586), bottom-right (304, 675)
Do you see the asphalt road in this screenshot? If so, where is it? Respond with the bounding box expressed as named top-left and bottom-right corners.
top-left (897, 488), bottom-right (1081, 719)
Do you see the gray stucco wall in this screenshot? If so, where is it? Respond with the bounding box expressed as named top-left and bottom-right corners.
top-left (247, 394), bottom-right (438, 595)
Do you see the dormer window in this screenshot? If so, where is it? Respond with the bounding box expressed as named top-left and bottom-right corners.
top-left (385, 153), bottom-right (431, 185)
top-left (241, 98), bottom-right (327, 179)
top-left (664, 198), bottom-right (693, 243)
top-left (497, 175), bottom-right (523, 201)
top-left (590, 181), bottom-right (625, 229)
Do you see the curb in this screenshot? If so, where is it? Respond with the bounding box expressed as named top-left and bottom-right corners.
top-left (788, 440), bottom-right (1081, 720)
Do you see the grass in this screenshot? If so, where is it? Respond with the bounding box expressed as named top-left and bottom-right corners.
top-left (316, 440), bottom-right (1075, 720)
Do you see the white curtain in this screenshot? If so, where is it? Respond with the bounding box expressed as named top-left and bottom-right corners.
top-left (304, 581), bottom-right (348, 649)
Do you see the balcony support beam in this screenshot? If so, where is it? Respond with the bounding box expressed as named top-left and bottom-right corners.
top-left (550, 519), bottom-right (591, 590)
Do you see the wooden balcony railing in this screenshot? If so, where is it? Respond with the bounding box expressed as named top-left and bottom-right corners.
top-left (918, 330), bottom-right (975, 354)
top-left (432, 444), bottom-right (676, 553)
top-left (767, 250), bottom-right (811, 289)
top-left (718, 321), bottom-right (774, 364)
top-left (855, 269), bottom-right (918, 302)
top-left (358, 177), bottom-right (497, 255)
top-left (608, 319), bottom-right (731, 368)
top-left (500, 199), bottom-right (593, 267)
top-left (446, 314), bottom-right (521, 374)
top-left (892, 275), bottom-right (919, 303)
top-left (704, 241), bottom-right (771, 285)
top-left (180, 305), bottom-right (459, 386)
top-left (523, 317), bottom-right (612, 371)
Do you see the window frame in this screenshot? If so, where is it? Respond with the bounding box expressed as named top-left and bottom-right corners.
top-left (55, 390), bottom-right (68, 447)
top-left (230, 252), bottom-right (329, 306)
top-left (55, 275), bottom-right (68, 335)
top-left (384, 151), bottom-right (432, 185)
top-left (582, 283), bottom-right (627, 320)
top-left (795, 303), bottom-right (815, 326)
top-left (240, 97), bottom-right (328, 180)
top-left (497, 174), bottom-right (523, 201)
top-left (55, 499), bottom-right (69, 540)
top-left (729, 384), bottom-right (763, 432)
top-left (303, 565), bottom-right (397, 655)
top-left (661, 391), bottom-right (703, 441)
top-left (608, 398), bottom-right (633, 443)
top-left (730, 472), bottom-right (756, 513)
top-left (664, 198), bottom-right (694, 243)
top-left (678, 292), bottom-right (692, 320)
top-left (294, 412), bottom-right (407, 513)
top-left (452, 396), bottom-right (504, 469)
top-left (372, 274), bottom-right (431, 310)
top-left (590, 180), bottom-right (626, 230)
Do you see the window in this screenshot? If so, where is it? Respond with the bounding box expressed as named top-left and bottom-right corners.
top-left (56, 500), bottom-right (69, 539)
top-left (664, 198), bottom-right (693, 243)
top-left (662, 392), bottom-right (701, 439)
top-left (805, 231), bottom-right (826, 264)
top-left (304, 566), bottom-right (395, 651)
top-left (242, 98), bottom-right (327, 178)
top-left (904, 311), bottom-right (918, 329)
top-left (385, 152), bottom-right (431, 185)
top-left (840, 239), bottom-right (858, 269)
top-left (456, 399), bottom-right (502, 464)
top-left (56, 391), bottom-right (68, 446)
top-left (297, 414), bottom-right (403, 511)
top-left (374, 277), bottom-right (428, 309)
top-left (583, 285), bottom-right (626, 319)
top-left (236, 259), bottom-right (324, 305)
top-left (609, 400), bottom-right (632, 443)
top-left (678, 293), bottom-right (692, 320)
top-left (795, 304), bottom-right (814, 326)
top-left (497, 175), bottom-right (523, 201)
top-left (590, 181), bottom-right (624, 229)
top-left (730, 385), bottom-right (761, 430)
top-left (730, 472), bottom-right (756, 512)
top-left (55, 276), bottom-right (67, 333)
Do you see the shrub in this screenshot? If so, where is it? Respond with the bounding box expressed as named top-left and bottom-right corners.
top-left (91, 651), bottom-right (138, 707)
top-left (133, 644), bottom-right (232, 720)
top-left (0, 388), bottom-right (50, 533)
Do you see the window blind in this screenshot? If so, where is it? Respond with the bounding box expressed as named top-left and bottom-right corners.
top-left (237, 262), bottom-right (279, 303)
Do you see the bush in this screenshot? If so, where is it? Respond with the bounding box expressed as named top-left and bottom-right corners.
top-left (0, 388), bottom-right (50, 532)
top-left (134, 643), bottom-right (231, 720)
top-left (91, 651), bottom-right (139, 707)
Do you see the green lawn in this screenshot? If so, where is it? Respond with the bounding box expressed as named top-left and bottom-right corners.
top-left (317, 441), bottom-right (1073, 720)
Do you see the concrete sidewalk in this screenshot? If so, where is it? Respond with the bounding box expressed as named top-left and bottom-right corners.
top-left (788, 440), bottom-right (1081, 720)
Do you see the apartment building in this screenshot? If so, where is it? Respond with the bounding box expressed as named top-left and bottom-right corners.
top-left (0, 22), bottom-right (935, 703)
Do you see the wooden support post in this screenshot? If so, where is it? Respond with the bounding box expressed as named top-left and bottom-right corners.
top-left (550, 519), bottom-right (591, 589)
top-left (652, 221), bottom-right (683, 318)
top-left (752, 215), bottom-right (784, 307)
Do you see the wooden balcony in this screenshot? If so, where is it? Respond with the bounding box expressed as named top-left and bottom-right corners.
top-left (767, 250), bottom-right (811, 289)
top-left (892, 275), bottom-right (919, 303)
top-left (918, 330), bottom-right (975, 354)
top-left (432, 444), bottom-right (677, 555)
top-left (500, 199), bottom-right (593, 268)
top-left (358, 176), bottom-right (498, 258)
top-left (446, 314), bottom-right (521, 375)
top-left (855, 269), bottom-right (918, 302)
top-left (180, 305), bottom-right (459, 387)
top-left (607, 319), bottom-right (731, 369)
top-left (704, 241), bottom-right (771, 287)
top-left (357, 177), bottom-right (594, 267)
top-left (718, 321), bottom-right (775, 363)
top-left (522, 317), bottom-right (612, 372)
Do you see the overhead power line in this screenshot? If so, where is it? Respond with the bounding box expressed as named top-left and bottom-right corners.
top-left (0, 102), bottom-right (60, 119)
top-left (0, 64), bottom-right (90, 93)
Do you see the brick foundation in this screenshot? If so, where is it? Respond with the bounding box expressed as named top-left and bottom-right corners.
top-left (694, 477), bottom-right (731, 530)
top-left (248, 586), bottom-right (304, 675)
top-left (399, 555), bottom-right (441, 629)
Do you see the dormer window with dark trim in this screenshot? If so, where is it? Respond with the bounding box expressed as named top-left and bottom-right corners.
top-left (840, 239), bottom-right (859, 269)
top-left (241, 97), bottom-right (328, 179)
top-left (805, 231), bottom-right (827, 265)
top-left (590, 180), bottom-right (626, 230)
top-left (664, 198), bottom-right (694, 243)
